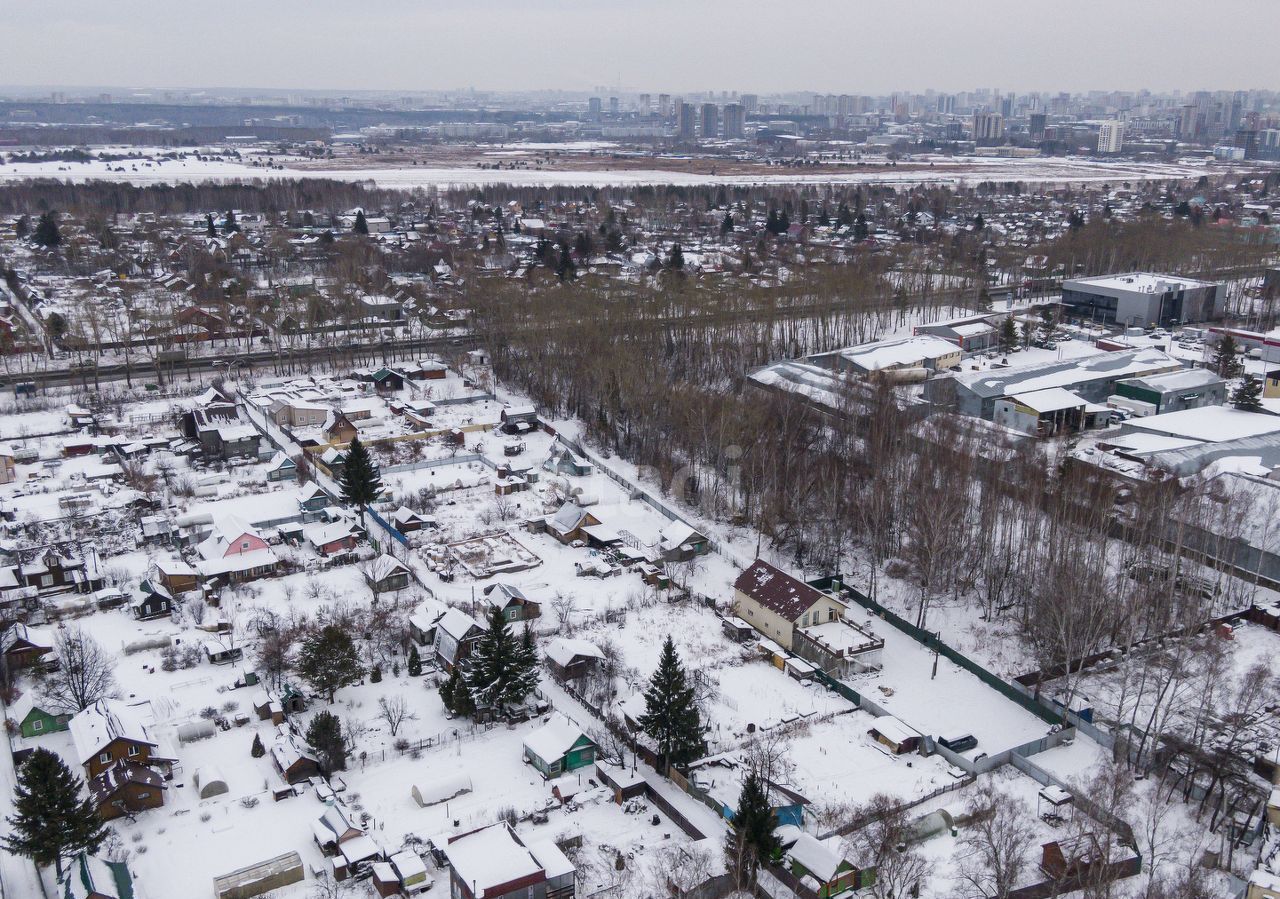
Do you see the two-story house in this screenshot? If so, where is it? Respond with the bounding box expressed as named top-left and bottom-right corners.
top-left (732, 559), bottom-right (848, 652)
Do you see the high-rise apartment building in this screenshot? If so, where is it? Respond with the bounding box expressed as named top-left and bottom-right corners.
top-left (723, 103), bottom-right (746, 139)
top-left (1097, 120), bottom-right (1125, 153)
top-left (700, 103), bottom-right (719, 139)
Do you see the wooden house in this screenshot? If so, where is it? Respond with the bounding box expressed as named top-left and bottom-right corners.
top-left (364, 554), bottom-right (411, 594)
top-left (266, 452), bottom-right (298, 482)
top-left (89, 760), bottom-right (166, 820)
top-left (544, 638), bottom-right (605, 682)
top-left (149, 557), bottom-right (198, 595)
top-left (70, 699), bottom-right (173, 780)
top-left (2, 623), bottom-right (53, 669)
top-left (523, 719), bottom-right (597, 779)
top-left (6, 691), bottom-right (70, 738)
top-left (271, 734), bottom-right (321, 784)
top-left (432, 608), bottom-right (485, 673)
top-left (132, 581), bottom-right (173, 620)
top-left (324, 410), bottom-right (359, 445)
top-left (482, 583), bottom-right (541, 622)
top-left (785, 833), bottom-right (862, 898)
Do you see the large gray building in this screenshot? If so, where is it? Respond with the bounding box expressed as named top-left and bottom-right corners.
top-left (925, 347), bottom-right (1183, 420)
top-left (1060, 272), bottom-right (1224, 327)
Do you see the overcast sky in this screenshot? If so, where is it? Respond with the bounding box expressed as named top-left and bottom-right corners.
top-left (4, 0), bottom-right (1278, 96)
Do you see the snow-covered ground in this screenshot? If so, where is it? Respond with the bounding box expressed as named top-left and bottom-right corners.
top-left (0, 150), bottom-right (1226, 189)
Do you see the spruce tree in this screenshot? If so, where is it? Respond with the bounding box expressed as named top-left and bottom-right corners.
top-left (557, 245), bottom-right (575, 282)
top-left (407, 644), bottom-right (422, 677)
top-left (32, 211), bottom-right (61, 248)
top-left (1232, 373), bottom-right (1264, 412)
top-left (305, 710), bottom-right (347, 773)
top-left (206, 213), bottom-right (217, 238)
top-left (1214, 334), bottom-right (1243, 378)
top-left (727, 768), bottom-right (781, 888)
top-left (14, 214), bottom-right (29, 240)
top-left (339, 437), bottom-right (383, 514)
top-left (250, 733), bottom-right (266, 758)
top-left (222, 209), bottom-right (239, 234)
top-left (440, 666), bottom-right (474, 717)
top-left (297, 624), bottom-right (364, 702)
top-left (999, 317), bottom-right (1018, 352)
top-left (667, 243), bottom-right (685, 270)
top-left (721, 212), bottom-right (733, 235)
top-left (465, 606), bottom-right (537, 713)
top-left (638, 636), bottom-right (703, 773)
top-left (353, 210), bottom-right (369, 235)
top-left (3, 748), bottom-right (107, 876)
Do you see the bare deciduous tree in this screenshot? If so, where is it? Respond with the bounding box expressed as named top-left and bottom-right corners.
top-left (376, 695), bottom-right (418, 738)
top-left (41, 628), bottom-right (118, 713)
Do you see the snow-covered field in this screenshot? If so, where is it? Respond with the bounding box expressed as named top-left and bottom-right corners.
top-left (0, 150), bottom-right (1227, 189)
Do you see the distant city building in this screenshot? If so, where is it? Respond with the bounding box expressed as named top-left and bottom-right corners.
top-left (1097, 120), bottom-right (1125, 154)
top-left (740, 93), bottom-right (759, 115)
top-left (973, 111), bottom-right (1004, 143)
top-left (609, 96), bottom-right (619, 115)
top-left (1029, 113), bottom-right (1047, 140)
top-left (700, 103), bottom-right (719, 139)
top-left (637, 93), bottom-right (651, 114)
top-left (723, 103), bottom-right (746, 139)
top-left (936, 94), bottom-right (956, 114)
top-left (587, 96), bottom-right (602, 118)
top-left (658, 93), bottom-right (673, 117)
top-left (677, 103), bottom-right (697, 140)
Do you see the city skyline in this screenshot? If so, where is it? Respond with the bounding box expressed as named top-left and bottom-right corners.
top-left (4, 0), bottom-right (1279, 96)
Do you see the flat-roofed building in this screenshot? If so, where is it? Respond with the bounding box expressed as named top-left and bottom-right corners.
top-left (1061, 272), bottom-right (1224, 327)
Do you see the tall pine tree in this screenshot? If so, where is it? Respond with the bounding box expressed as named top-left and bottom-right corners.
top-left (3, 748), bottom-right (107, 876)
top-left (353, 210), bottom-right (370, 235)
top-left (1232, 373), bottom-right (1264, 412)
top-left (32, 211), bottom-right (62, 248)
top-left (1214, 334), bottom-right (1243, 378)
top-left (638, 636), bottom-right (703, 773)
top-left (465, 607), bottom-right (538, 713)
top-left (726, 768), bottom-right (781, 888)
top-left (296, 624), bottom-right (364, 702)
top-left (305, 710), bottom-right (347, 773)
top-left (339, 437), bottom-right (383, 514)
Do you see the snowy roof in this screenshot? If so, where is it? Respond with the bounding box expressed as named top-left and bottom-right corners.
top-left (1124, 406), bottom-right (1280, 444)
top-left (307, 521), bottom-right (356, 546)
top-left (658, 519), bottom-right (704, 551)
top-left (1005, 387), bottom-right (1087, 414)
top-left (523, 717), bottom-right (591, 764)
top-left (1064, 271), bottom-right (1217, 294)
top-left (411, 772), bottom-right (472, 806)
top-left (368, 553), bottom-right (410, 582)
top-left (1117, 367), bottom-right (1224, 393)
top-left (526, 840), bottom-right (575, 879)
top-left (830, 334), bottom-right (961, 372)
top-left (443, 824), bottom-right (543, 896)
top-left (544, 638), bottom-right (605, 668)
top-left (954, 348), bottom-right (1181, 399)
top-left (436, 607), bottom-right (483, 641)
top-left (390, 851), bottom-right (427, 880)
top-left (195, 548), bottom-right (278, 576)
top-left (787, 833), bottom-right (845, 883)
top-left (869, 715), bottom-right (919, 746)
top-left (70, 700), bottom-right (155, 764)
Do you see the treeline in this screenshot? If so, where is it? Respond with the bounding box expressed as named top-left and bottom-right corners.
top-left (0, 179), bottom-right (422, 216)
